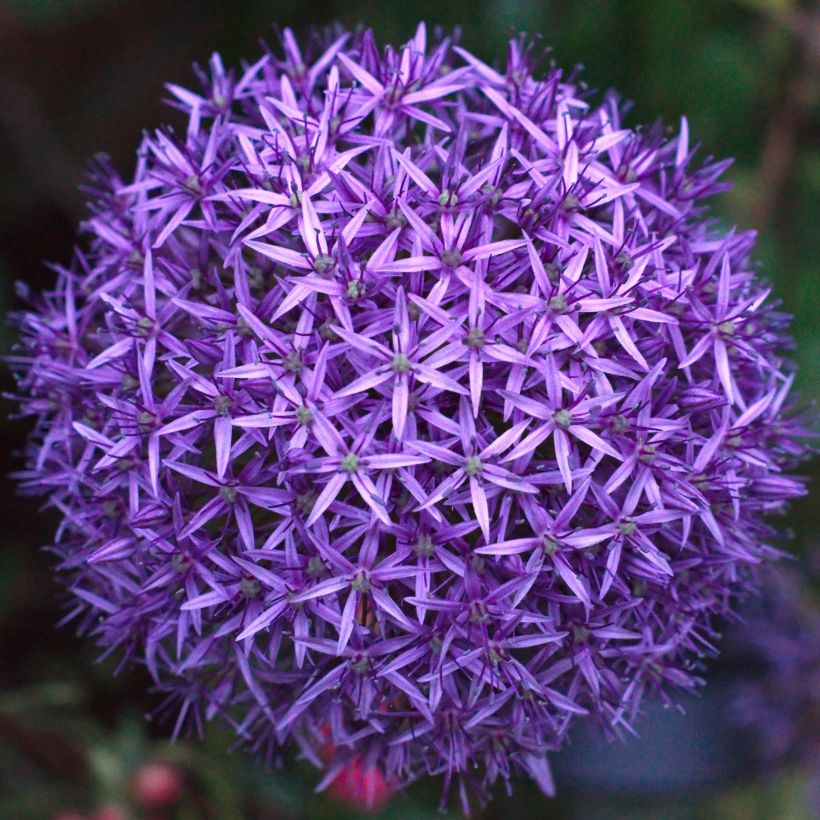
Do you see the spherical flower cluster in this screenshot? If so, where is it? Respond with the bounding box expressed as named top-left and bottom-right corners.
top-left (728, 569), bottom-right (820, 791)
top-left (9, 24), bottom-right (808, 807)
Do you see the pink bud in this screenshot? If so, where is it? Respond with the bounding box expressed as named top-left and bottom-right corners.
top-left (327, 756), bottom-right (393, 812)
top-left (132, 761), bottom-right (184, 808)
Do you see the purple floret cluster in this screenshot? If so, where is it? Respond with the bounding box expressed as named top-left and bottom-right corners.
top-left (729, 569), bottom-right (820, 796)
top-left (8, 24), bottom-right (808, 806)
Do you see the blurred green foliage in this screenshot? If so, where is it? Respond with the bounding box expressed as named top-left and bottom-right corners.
top-left (0, 0), bottom-right (817, 817)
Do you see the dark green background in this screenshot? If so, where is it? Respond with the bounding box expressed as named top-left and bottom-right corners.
top-left (0, 1), bottom-right (817, 817)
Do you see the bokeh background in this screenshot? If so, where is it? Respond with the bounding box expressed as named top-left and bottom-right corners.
top-left (1, 1), bottom-right (818, 818)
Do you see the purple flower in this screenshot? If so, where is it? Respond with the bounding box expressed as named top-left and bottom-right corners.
top-left (7, 25), bottom-right (810, 810)
top-left (726, 568), bottom-right (820, 804)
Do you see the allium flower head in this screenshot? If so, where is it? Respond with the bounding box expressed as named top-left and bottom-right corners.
top-left (728, 569), bottom-right (820, 779)
top-left (8, 24), bottom-right (809, 808)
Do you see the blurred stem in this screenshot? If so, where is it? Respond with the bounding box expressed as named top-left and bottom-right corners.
top-left (750, 2), bottom-right (820, 228)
